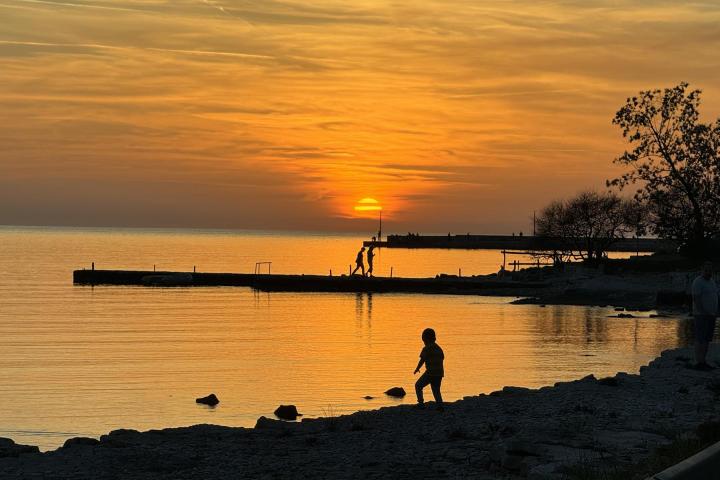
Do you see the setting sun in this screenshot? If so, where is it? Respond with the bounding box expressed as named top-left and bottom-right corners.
top-left (353, 198), bottom-right (383, 212)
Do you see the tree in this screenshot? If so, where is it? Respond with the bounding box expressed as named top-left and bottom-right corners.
top-left (608, 82), bottom-right (720, 248)
top-left (535, 191), bottom-right (641, 262)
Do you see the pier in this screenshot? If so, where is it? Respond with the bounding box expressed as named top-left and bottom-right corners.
top-left (73, 269), bottom-right (548, 295)
top-left (363, 234), bottom-right (673, 252)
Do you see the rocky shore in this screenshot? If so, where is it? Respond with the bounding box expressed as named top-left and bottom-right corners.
top-left (506, 266), bottom-right (693, 311)
top-left (2, 347), bottom-right (720, 479)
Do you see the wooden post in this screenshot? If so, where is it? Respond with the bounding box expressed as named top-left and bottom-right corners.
top-left (390, 267), bottom-right (394, 278)
top-left (330, 269), bottom-right (332, 277)
top-left (349, 264), bottom-right (351, 275)
top-left (153, 264), bottom-right (156, 272)
top-left (459, 268), bottom-right (462, 277)
top-left (193, 266), bottom-right (196, 273)
top-left (91, 262), bottom-right (95, 271)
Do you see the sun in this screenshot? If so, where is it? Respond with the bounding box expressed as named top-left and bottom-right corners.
top-left (353, 197), bottom-right (382, 212)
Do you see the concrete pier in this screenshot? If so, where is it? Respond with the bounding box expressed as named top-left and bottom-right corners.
top-left (364, 234), bottom-right (673, 252)
top-left (73, 269), bottom-right (548, 295)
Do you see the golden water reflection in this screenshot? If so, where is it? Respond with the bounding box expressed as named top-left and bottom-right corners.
top-left (0, 227), bottom-right (689, 450)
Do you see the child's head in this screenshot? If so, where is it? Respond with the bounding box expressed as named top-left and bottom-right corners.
top-left (421, 328), bottom-right (436, 344)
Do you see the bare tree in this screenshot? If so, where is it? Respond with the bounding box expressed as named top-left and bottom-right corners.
top-left (608, 82), bottom-right (720, 249)
top-left (535, 191), bottom-right (641, 262)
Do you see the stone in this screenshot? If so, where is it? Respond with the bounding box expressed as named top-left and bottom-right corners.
top-left (506, 439), bottom-right (546, 457)
top-left (502, 386), bottom-right (531, 395)
top-left (196, 393), bottom-right (219, 406)
top-left (502, 453), bottom-right (525, 471)
top-left (63, 437), bottom-right (100, 448)
top-left (489, 444), bottom-right (505, 463)
top-left (0, 438), bottom-right (40, 458)
top-left (528, 462), bottom-right (562, 480)
top-left (274, 405), bottom-right (301, 420)
top-left (598, 377), bottom-right (619, 387)
top-left (445, 448), bottom-right (468, 461)
top-left (255, 416), bottom-right (284, 429)
top-left (384, 387), bottom-right (406, 398)
top-left (364, 396), bottom-right (374, 400)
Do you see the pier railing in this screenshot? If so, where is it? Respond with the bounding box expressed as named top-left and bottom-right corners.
top-left (254, 262), bottom-right (272, 275)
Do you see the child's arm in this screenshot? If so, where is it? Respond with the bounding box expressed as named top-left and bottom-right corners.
top-left (414, 357), bottom-right (425, 374)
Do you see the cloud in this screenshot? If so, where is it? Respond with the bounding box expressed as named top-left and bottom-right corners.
top-left (1, 0), bottom-right (720, 231)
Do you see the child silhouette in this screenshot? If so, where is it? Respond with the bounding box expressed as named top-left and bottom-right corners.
top-left (413, 328), bottom-right (444, 411)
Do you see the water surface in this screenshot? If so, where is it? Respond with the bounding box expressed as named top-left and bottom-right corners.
top-left (0, 227), bottom-right (689, 450)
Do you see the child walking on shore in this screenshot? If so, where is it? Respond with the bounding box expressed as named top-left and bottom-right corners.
top-left (414, 328), bottom-right (444, 411)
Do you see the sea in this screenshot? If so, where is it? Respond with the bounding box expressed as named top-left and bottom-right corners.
top-left (0, 226), bottom-right (690, 450)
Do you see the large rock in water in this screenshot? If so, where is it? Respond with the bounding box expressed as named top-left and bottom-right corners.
top-left (0, 438), bottom-right (39, 457)
top-left (196, 393), bottom-right (220, 406)
top-left (274, 405), bottom-right (301, 420)
top-left (385, 387), bottom-right (406, 398)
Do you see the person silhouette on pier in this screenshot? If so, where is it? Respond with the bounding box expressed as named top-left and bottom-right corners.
top-left (414, 328), bottom-right (444, 411)
top-left (366, 245), bottom-right (375, 277)
top-left (352, 247), bottom-right (366, 276)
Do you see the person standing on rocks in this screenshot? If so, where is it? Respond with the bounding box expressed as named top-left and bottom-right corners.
top-left (414, 328), bottom-right (445, 411)
top-left (351, 247), bottom-right (366, 276)
top-left (692, 261), bottom-right (718, 370)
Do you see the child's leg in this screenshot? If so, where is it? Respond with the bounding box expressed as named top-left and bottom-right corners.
top-left (430, 377), bottom-right (443, 406)
top-left (415, 373), bottom-right (431, 404)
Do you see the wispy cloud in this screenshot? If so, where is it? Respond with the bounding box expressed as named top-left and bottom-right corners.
top-left (0, 39), bottom-right (275, 60)
top-left (1, 0), bottom-right (719, 230)
top-left (6, 0), bottom-right (150, 13)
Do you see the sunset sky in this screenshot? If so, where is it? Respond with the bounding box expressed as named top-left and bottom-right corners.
top-left (1, 0), bottom-right (719, 233)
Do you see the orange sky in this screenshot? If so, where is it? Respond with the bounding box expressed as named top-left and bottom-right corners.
top-left (1, 0), bottom-right (719, 233)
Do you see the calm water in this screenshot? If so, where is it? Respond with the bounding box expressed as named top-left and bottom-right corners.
top-left (0, 227), bottom-right (689, 450)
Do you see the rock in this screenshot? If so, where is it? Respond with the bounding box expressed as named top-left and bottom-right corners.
top-left (598, 377), bottom-right (619, 387)
top-left (445, 448), bottom-right (469, 461)
top-left (506, 439), bottom-right (546, 457)
top-left (502, 386), bottom-right (531, 395)
top-left (363, 396), bottom-right (374, 400)
top-left (0, 438), bottom-right (40, 457)
top-left (274, 405), bottom-right (301, 420)
top-left (255, 416), bottom-right (284, 429)
top-left (528, 462), bottom-right (562, 480)
top-left (431, 461), bottom-right (453, 471)
top-left (63, 437), bottom-right (100, 448)
top-left (195, 393), bottom-right (219, 406)
top-left (502, 453), bottom-right (525, 471)
top-left (489, 444), bottom-right (505, 463)
top-left (384, 387), bottom-right (406, 398)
